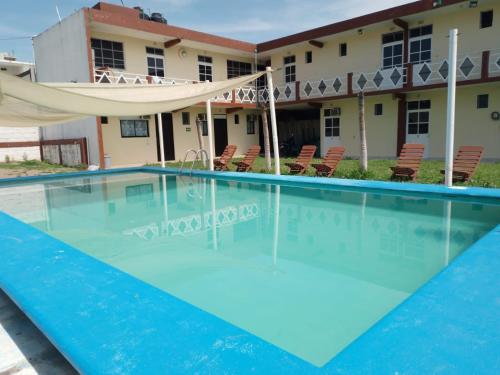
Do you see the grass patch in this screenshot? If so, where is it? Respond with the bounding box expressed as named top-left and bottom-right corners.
top-left (0, 160), bottom-right (85, 176)
top-left (164, 157), bottom-right (500, 188)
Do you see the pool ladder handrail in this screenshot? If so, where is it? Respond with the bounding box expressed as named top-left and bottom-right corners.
top-left (179, 148), bottom-right (209, 175)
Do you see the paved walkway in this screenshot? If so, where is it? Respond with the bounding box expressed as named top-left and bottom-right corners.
top-left (0, 290), bottom-right (77, 375)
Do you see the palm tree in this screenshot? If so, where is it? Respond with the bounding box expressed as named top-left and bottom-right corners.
top-left (260, 107), bottom-right (272, 171)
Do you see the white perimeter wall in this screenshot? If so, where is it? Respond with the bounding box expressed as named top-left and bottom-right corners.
top-left (34, 10), bottom-right (99, 165)
top-left (0, 127), bottom-right (40, 162)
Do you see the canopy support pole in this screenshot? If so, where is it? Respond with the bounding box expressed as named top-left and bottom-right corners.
top-left (206, 98), bottom-right (214, 171)
top-left (266, 67), bottom-right (280, 175)
top-left (157, 112), bottom-right (165, 168)
top-left (445, 28), bottom-right (458, 187)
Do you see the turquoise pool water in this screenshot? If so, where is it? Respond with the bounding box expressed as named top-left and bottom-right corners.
top-left (0, 172), bottom-right (498, 366)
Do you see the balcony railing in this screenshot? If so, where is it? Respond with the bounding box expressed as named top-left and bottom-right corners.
top-left (93, 50), bottom-right (496, 107)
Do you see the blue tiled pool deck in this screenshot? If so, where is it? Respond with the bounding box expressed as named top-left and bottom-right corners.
top-left (0, 167), bottom-right (499, 374)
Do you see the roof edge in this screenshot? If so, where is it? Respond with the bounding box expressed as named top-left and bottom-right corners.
top-left (257, 0), bottom-right (466, 52)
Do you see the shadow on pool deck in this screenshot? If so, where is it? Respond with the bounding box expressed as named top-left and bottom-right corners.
top-left (0, 290), bottom-right (77, 375)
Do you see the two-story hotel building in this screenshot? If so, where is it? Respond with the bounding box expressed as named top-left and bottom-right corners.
top-left (33, 0), bottom-right (500, 167)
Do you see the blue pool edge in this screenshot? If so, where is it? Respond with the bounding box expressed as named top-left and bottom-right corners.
top-left (0, 168), bottom-right (499, 374)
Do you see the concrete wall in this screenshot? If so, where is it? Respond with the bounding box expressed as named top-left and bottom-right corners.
top-left (320, 94), bottom-right (399, 158)
top-left (0, 127), bottom-right (40, 162)
top-left (318, 85), bottom-right (500, 160)
top-left (101, 108), bottom-right (260, 167)
top-left (407, 84), bottom-right (500, 160)
top-left (34, 10), bottom-right (99, 166)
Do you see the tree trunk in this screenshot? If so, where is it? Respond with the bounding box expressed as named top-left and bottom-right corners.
top-left (195, 117), bottom-right (206, 166)
top-left (358, 92), bottom-right (368, 172)
top-left (260, 107), bottom-right (272, 171)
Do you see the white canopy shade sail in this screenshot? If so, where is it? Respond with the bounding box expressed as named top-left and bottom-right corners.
top-left (0, 71), bottom-right (265, 127)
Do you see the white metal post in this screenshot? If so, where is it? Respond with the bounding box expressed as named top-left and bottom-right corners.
top-left (206, 98), bottom-right (214, 171)
top-left (157, 112), bottom-right (165, 168)
top-left (445, 29), bottom-right (458, 187)
top-left (266, 67), bottom-right (281, 175)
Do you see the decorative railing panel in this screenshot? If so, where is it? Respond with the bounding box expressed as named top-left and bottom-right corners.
top-left (301, 77), bottom-right (347, 99)
top-left (488, 50), bottom-right (500, 77)
top-left (352, 67), bottom-right (405, 93)
top-left (413, 54), bottom-right (482, 86)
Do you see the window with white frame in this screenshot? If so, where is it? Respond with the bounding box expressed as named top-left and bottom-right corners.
top-left (407, 100), bottom-right (431, 135)
top-left (284, 55), bottom-right (296, 83)
top-left (120, 119), bottom-right (149, 138)
top-left (91, 38), bottom-right (124, 69)
top-left (382, 31), bottom-right (404, 69)
top-left (146, 47), bottom-right (165, 77)
top-left (246, 114), bottom-right (256, 134)
top-left (197, 113), bottom-right (208, 135)
top-left (198, 55), bottom-right (213, 82)
top-left (409, 25), bottom-right (432, 64)
top-left (227, 60), bottom-right (252, 78)
top-left (324, 108), bottom-right (340, 137)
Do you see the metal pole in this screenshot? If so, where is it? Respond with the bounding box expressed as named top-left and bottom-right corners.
top-left (157, 112), bottom-right (165, 168)
top-left (266, 67), bottom-right (281, 175)
top-left (161, 174), bottom-right (169, 236)
top-left (445, 28), bottom-right (458, 187)
top-left (210, 179), bottom-right (218, 250)
top-left (272, 185), bottom-right (280, 265)
top-left (206, 98), bottom-right (214, 171)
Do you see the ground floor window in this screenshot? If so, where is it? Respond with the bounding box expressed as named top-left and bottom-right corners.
top-left (246, 114), bottom-right (256, 134)
top-left (120, 119), bottom-right (149, 138)
top-left (197, 113), bottom-right (208, 136)
top-left (324, 108), bottom-right (340, 137)
top-left (407, 100), bottom-right (430, 135)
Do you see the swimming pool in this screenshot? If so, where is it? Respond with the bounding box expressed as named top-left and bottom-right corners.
top-left (0, 170), bottom-right (498, 370)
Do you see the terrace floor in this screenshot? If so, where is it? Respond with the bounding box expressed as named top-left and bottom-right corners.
top-left (0, 290), bottom-right (77, 375)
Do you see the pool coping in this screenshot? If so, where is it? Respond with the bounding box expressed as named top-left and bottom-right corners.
top-left (0, 168), bottom-right (499, 374)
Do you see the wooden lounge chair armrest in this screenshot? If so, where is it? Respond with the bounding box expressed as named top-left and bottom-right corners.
top-left (440, 169), bottom-right (470, 177)
top-left (214, 159), bottom-right (226, 166)
top-left (390, 166), bottom-right (416, 175)
top-left (285, 162), bottom-right (305, 169)
top-left (311, 163), bottom-right (331, 170)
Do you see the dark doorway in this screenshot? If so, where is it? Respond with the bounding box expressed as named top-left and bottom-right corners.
top-left (155, 113), bottom-right (175, 161)
top-left (213, 118), bottom-right (228, 156)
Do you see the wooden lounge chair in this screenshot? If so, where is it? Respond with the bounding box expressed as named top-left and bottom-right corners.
top-left (232, 145), bottom-right (261, 172)
top-left (440, 146), bottom-right (484, 182)
top-left (311, 146), bottom-right (345, 177)
top-left (285, 145), bottom-right (317, 175)
top-left (214, 145), bottom-right (237, 171)
top-left (390, 143), bottom-right (425, 181)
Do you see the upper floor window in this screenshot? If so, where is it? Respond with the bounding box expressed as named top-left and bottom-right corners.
top-left (91, 38), bottom-right (124, 69)
top-left (409, 25), bottom-right (432, 64)
top-left (382, 31), bottom-right (403, 69)
top-left (256, 64), bottom-right (267, 88)
top-left (198, 55), bottom-right (213, 82)
top-left (480, 10), bottom-right (493, 28)
top-left (227, 60), bottom-right (252, 78)
top-left (305, 51), bottom-right (312, 64)
top-left (146, 47), bottom-right (164, 77)
top-left (284, 55), bottom-right (296, 83)
top-left (339, 43), bottom-right (347, 57)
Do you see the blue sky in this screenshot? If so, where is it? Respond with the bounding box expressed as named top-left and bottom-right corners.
top-left (1, 0), bottom-right (413, 62)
